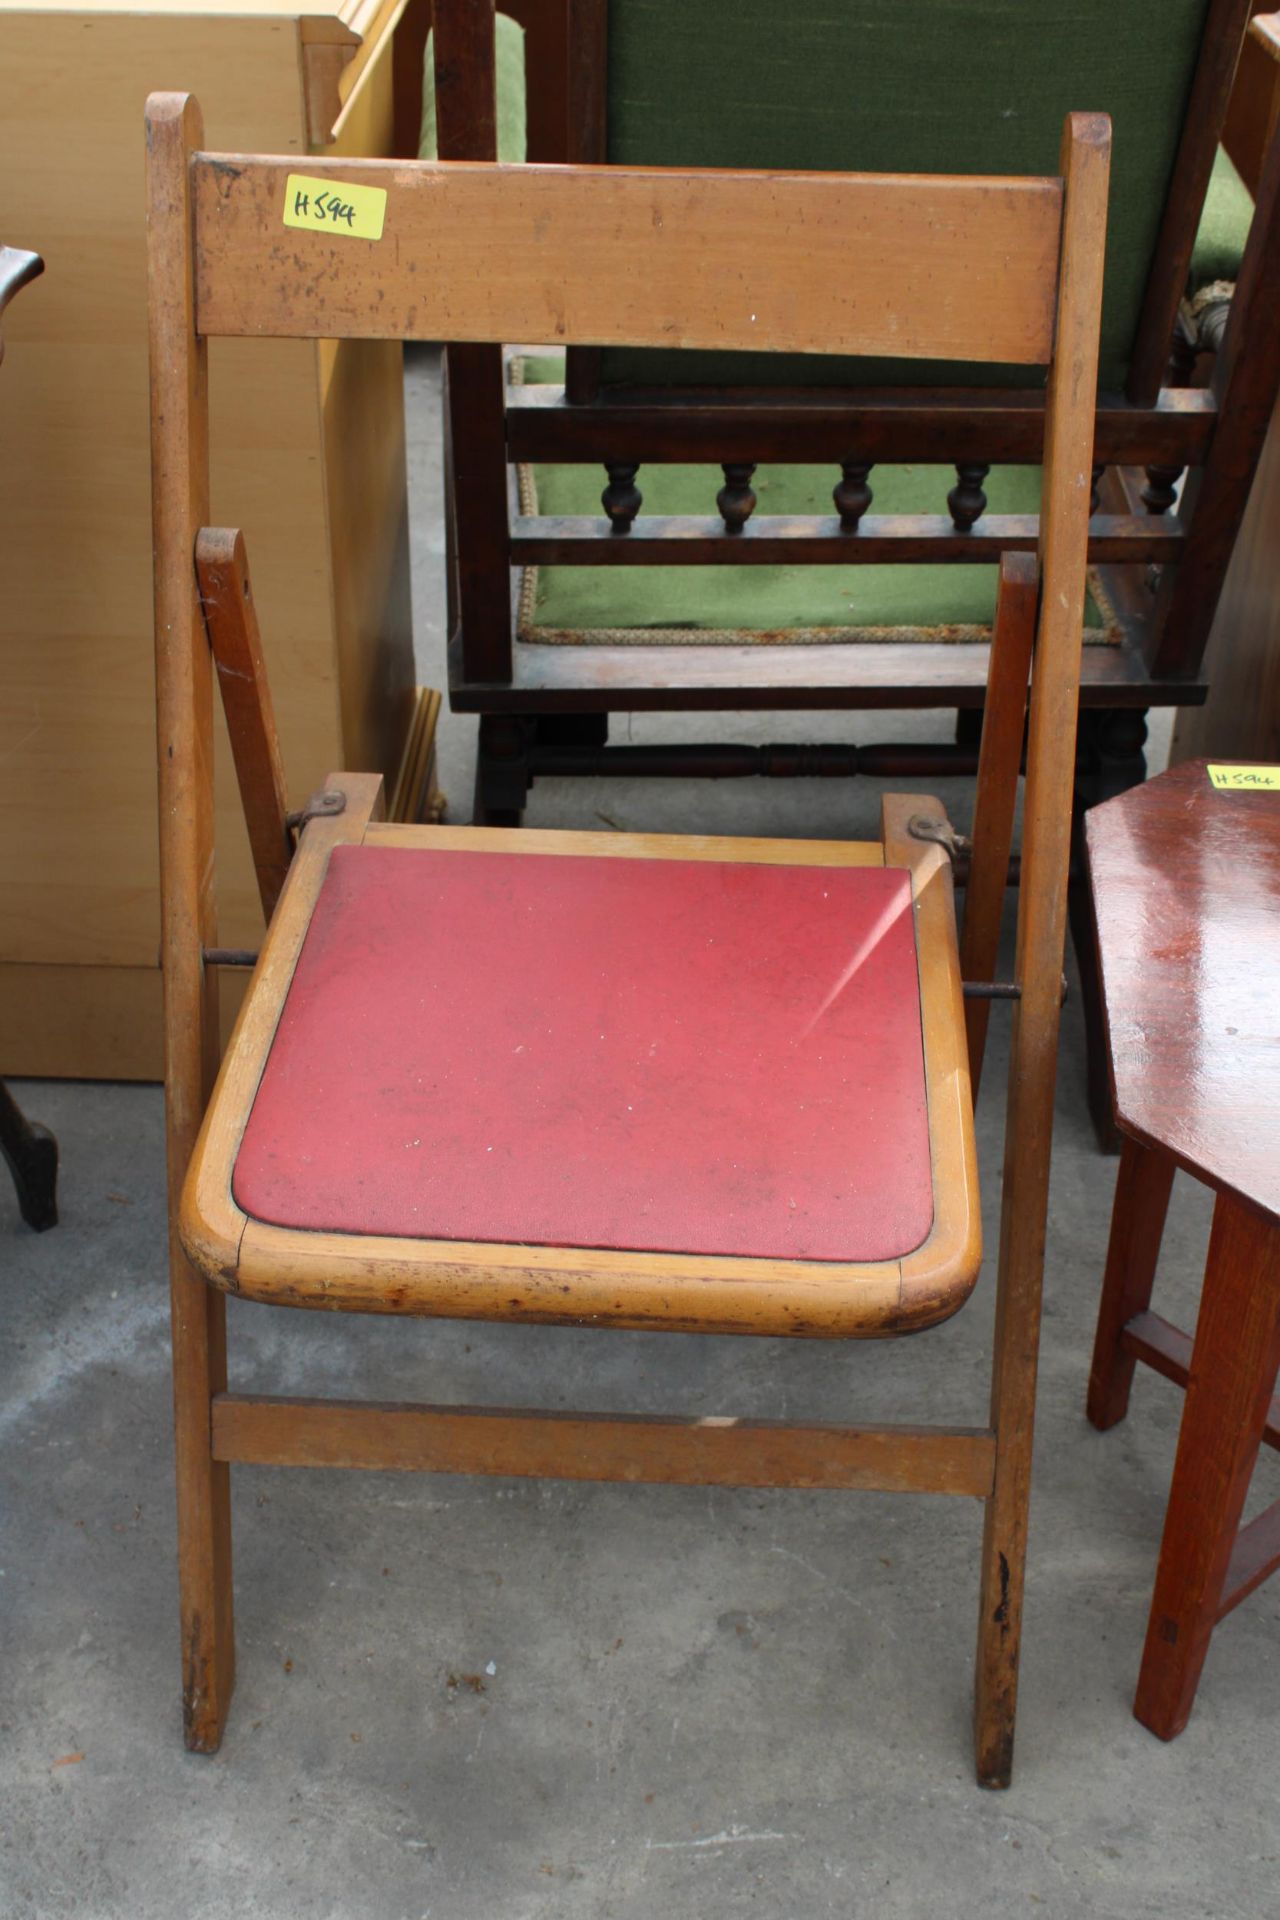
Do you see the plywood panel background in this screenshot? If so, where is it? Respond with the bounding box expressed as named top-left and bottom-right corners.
top-left (0, 7), bottom-right (412, 1072)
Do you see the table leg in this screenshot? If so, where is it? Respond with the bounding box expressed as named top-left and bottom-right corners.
top-left (1133, 1192), bottom-right (1280, 1740)
top-left (1087, 1137), bottom-right (1175, 1430)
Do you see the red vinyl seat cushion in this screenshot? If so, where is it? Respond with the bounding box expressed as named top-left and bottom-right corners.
top-left (232, 844), bottom-right (934, 1263)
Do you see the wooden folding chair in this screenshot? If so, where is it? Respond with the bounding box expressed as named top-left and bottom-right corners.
top-left (147, 91), bottom-right (1108, 1785)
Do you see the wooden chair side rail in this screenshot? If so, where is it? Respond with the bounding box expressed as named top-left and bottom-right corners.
top-left (149, 93), bottom-right (1108, 1784)
top-left (148, 93), bottom-right (233, 1750)
top-left (971, 115), bottom-right (1111, 1781)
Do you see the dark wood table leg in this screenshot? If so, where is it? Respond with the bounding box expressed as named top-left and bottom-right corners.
top-left (1068, 856), bottom-right (1120, 1154)
top-left (1088, 1136), bottom-right (1176, 1429)
top-left (472, 714), bottom-right (533, 826)
top-left (1133, 1191), bottom-right (1280, 1740)
top-left (0, 1079), bottom-right (58, 1231)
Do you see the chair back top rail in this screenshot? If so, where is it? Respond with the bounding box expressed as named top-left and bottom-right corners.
top-left (189, 152), bottom-right (1062, 365)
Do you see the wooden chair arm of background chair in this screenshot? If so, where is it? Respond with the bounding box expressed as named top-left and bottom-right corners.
top-left (196, 528), bottom-right (293, 923)
top-left (1224, 11), bottom-right (1280, 198)
top-left (0, 246), bottom-right (43, 368)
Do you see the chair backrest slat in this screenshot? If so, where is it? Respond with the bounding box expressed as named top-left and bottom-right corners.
top-left (191, 155), bottom-right (1062, 366)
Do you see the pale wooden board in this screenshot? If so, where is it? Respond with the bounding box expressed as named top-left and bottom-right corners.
top-left (0, 962), bottom-right (249, 1080)
top-left (0, 7), bottom-right (411, 1073)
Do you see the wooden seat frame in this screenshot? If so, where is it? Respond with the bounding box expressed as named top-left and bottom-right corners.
top-left (147, 92), bottom-right (1107, 1785)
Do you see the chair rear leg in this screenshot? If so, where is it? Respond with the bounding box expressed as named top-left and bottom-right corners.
top-left (973, 1007), bottom-right (1057, 1787)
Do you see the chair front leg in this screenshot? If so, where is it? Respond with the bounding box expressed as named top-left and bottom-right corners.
top-left (973, 984), bottom-right (1063, 1785)
top-left (170, 1234), bottom-right (236, 1752)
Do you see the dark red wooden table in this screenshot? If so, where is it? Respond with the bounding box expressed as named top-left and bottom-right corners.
top-left (1086, 757), bottom-right (1280, 1740)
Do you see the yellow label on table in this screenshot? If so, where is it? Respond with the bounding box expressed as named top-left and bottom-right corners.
top-left (1207, 764), bottom-right (1280, 791)
top-left (283, 174), bottom-right (386, 242)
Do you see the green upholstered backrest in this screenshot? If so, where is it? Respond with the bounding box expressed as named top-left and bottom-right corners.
top-left (600, 0), bottom-right (1212, 393)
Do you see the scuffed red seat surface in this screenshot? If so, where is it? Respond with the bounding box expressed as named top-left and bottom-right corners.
top-left (233, 845), bottom-right (934, 1263)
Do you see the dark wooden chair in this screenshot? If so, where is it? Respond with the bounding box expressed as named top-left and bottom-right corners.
top-left (0, 245), bottom-right (57, 1233)
top-left (148, 93), bottom-right (1107, 1783)
top-left (432, 1), bottom-right (1280, 1141)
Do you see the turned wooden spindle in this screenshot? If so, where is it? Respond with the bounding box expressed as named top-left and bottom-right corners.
top-left (601, 460), bottom-right (642, 533)
top-left (1144, 309), bottom-right (1197, 514)
top-left (947, 461), bottom-right (990, 531)
top-left (717, 462), bottom-right (757, 532)
top-left (833, 460), bottom-right (874, 530)
top-left (1141, 464), bottom-right (1184, 515)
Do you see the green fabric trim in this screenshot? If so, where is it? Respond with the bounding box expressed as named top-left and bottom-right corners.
top-left (599, 0), bottom-right (1210, 394)
top-left (419, 13), bottom-right (527, 163)
top-left (1190, 145), bottom-right (1252, 287)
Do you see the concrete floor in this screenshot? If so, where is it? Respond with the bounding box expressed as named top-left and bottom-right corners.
top-left (4, 352), bottom-right (1279, 1919)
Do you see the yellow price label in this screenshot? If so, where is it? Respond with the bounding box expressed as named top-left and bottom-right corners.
top-left (283, 173), bottom-right (386, 242)
top-left (1207, 764), bottom-right (1280, 792)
